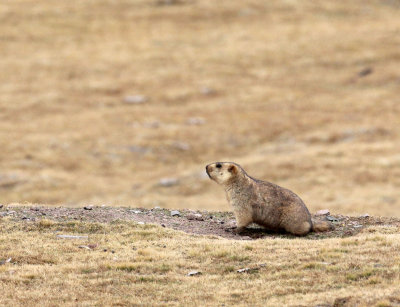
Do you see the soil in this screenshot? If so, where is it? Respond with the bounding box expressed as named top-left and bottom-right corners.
top-left (1, 206), bottom-right (400, 240)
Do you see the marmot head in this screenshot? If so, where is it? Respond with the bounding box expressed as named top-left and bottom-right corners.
top-left (205, 162), bottom-right (243, 185)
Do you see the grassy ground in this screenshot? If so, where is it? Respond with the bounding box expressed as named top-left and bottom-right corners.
top-left (1, 215), bottom-right (400, 306)
top-left (1, 1), bottom-right (400, 305)
top-left (1, 0), bottom-right (400, 216)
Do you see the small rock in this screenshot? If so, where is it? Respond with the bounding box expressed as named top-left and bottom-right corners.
top-left (128, 146), bottom-right (152, 154)
top-left (237, 266), bottom-right (260, 273)
top-left (315, 209), bottom-right (330, 216)
top-left (161, 224), bottom-right (166, 227)
top-left (158, 178), bottom-right (179, 187)
top-left (358, 67), bottom-right (373, 77)
top-left (186, 117), bottom-right (206, 126)
top-left (171, 210), bottom-right (181, 217)
top-left (137, 222), bottom-right (145, 225)
top-left (360, 213), bottom-right (370, 218)
top-left (153, 206), bottom-right (161, 210)
top-left (143, 121), bottom-right (160, 129)
top-left (199, 86), bottom-right (216, 96)
top-left (0, 204), bottom-right (3, 209)
top-left (111, 250), bottom-right (115, 254)
top-left (130, 210), bottom-right (142, 214)
top-left (77, 244), bottom-right (97, 250)
top-left (172, 141), bottom-right (190, 151)
top-left (157, 0), bottom-right (182, 6)
top-left (83, 206), bottom-right (93, 210)
top-left (30, 207), bottom-right (40, 211)
top-left (78, 245), bottom-right (91, 250)
top-left (237, 268), bottom-right (251, 273)
top-left (186, 213), bottom-right (204, 221)
top-left (187, 271), bottom-right (201, 276)
top-left (0, 258), bottom-right (12, 265)
top-left (326, 216), bottom-right (339, 222)
top-left (123, 95), bottom-right (147, 104)
top-left (226, 220), bottom-right (237, 228)
top-left (57, 235), bottom-right (88, 239)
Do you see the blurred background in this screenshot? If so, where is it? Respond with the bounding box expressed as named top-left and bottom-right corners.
top-left (1, 0), bottom-right (399, 216)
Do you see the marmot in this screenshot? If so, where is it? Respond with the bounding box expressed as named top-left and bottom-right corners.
top-left (206, 162), bottom-right (332, 236)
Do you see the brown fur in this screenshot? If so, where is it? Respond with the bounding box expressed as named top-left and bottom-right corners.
top-left (206, 162), bottom-right (333, 236)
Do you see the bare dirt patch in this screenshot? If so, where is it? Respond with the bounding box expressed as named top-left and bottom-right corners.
top-left (2, 206), bottom-right (399, 240)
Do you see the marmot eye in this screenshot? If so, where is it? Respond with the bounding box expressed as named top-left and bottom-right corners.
top-left (216, 163), bottom-right (222, 169)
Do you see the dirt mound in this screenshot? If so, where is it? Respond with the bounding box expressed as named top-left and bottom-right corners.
top-left (2, 206), bottom-right (400, 240)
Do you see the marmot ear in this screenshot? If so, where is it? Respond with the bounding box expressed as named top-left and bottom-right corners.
top-left (228, 165), bottom-right (237, 174)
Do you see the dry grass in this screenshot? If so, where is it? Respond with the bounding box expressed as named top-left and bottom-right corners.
top-left (1, 0), bottom-right (400, 216)
top-left (1, 2), bottom-right (400, 303)
top-left (0, 217), bottom-right (399, 306)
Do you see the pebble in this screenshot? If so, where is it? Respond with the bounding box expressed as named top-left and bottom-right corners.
top-left (172, 141), bottom-right (190, 151)
top-left (158, 178), bottom-right (179, 187)
top-left (237, 268), bottom-right (251, 273)
top-left (315, 209), bottom-right (330, 216)
top-left (128, 146), bottom-right (151, 154)
top-left (186, 213), bottom-right (204, 221)
top-left (187, 271), bottom-right (201, 276)
top-left (0, 258), bottom-right (12, 265)
top-left (358, 67), bottom-right (373, 77)
top-left (137, 222), bottom-right (145, 225)
top-left (171, 210), bottom-right (181, 217)
top-left (57, 235), bottom-right (88, 239)
top-left (237, 267), bottom-right (259, 273)
top-left (199, 86), bottom-right (216, 96)
top-left (360, 213), bottom-right (370, 218)
top-left (186, 117), bottom-right (206, 126)
top-left (78, 245), bottom-right (91, 250)
top-left (130, 210), bottom-right (142, 214)
top-left (83, 206), bottom-right (93, 210)
top-left (326, 216), bottom-right (339, 222)
top-left (0, 204), bottom-right (3, 209)
top-left (123, 95), bottom-right (147, 104)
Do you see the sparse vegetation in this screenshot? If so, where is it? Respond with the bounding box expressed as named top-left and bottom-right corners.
top-left (0, 218), bottom-right (399, 306)
top-left (1, 0), bottom-right (400, 305)
top-left (1, 0), bottom-right (400, 216)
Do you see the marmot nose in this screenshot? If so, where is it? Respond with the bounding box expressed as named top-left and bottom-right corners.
top-left (216, 163), bottom-right (222, 169)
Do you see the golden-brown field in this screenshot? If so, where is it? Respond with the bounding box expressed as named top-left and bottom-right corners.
top-left (1, 0), bottom-right (400, 216)
top-left (1, 217), bottom-right (400, 306)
